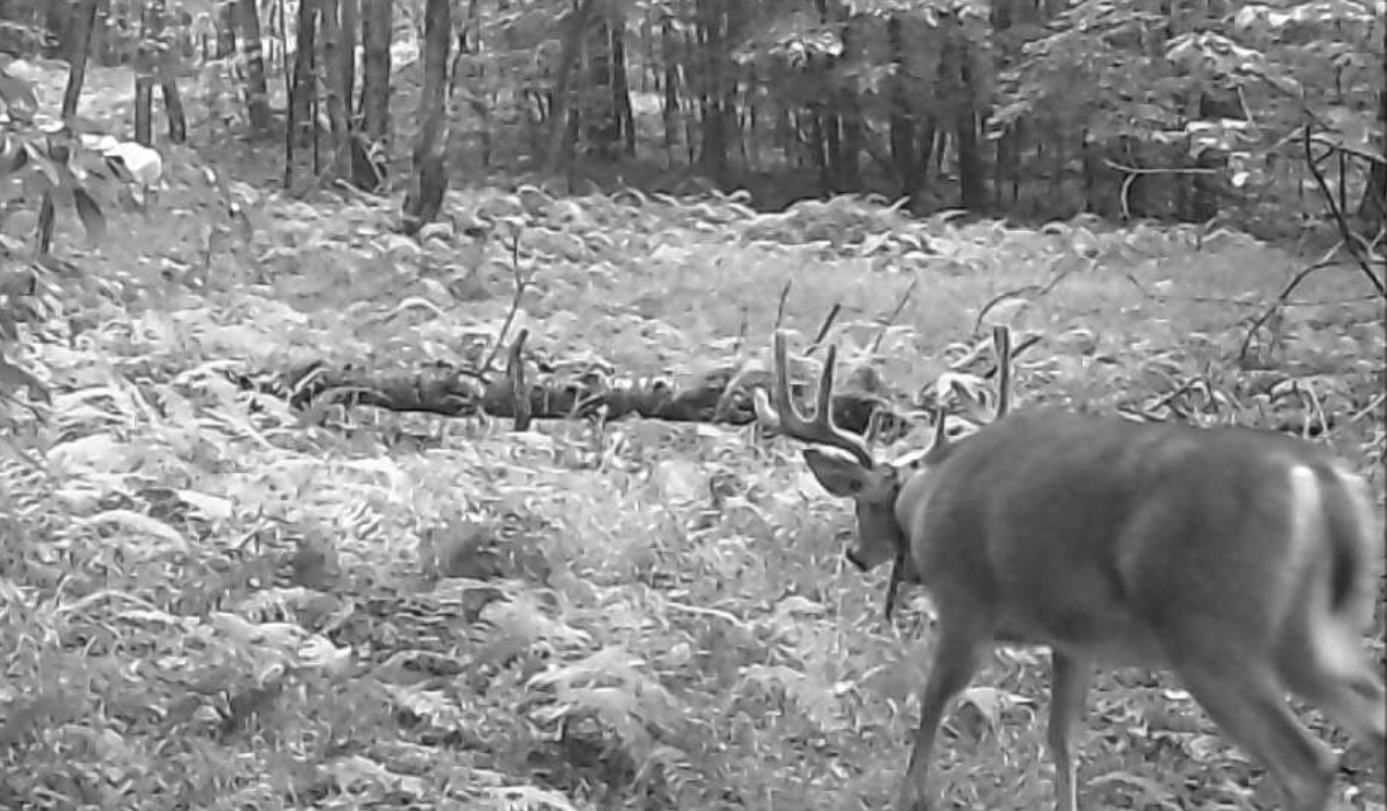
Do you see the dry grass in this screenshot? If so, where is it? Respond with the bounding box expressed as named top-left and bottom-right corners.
top-left (5, 177), bottom-right (1383, 811)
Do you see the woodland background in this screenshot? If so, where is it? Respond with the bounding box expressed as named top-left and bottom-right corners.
top-left (12, 0), bottom-right (1387, 233)
top-left (0, 0), bottom-right (1383, 810)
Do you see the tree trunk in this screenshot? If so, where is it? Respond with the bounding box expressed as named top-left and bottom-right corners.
top-left (38, 0), bottom-right (96, 257)
top-left (159, 76), bottom-right (187, 143)
top-left (236, 0), bottom-right (272, 132)
top-left (36, 138), bottom-right (68, 255)
top-left (945, 22), bottom-right (986, 211)
top-left (360, 0), bottom-right (392, 143)
top-left (321, 0), bottom-right (351, 179)
top-left (339, 0), bottom-right (358, 119)
top-left (1362, 158), bottom-right (1386, 229)
top-left (216, 0), bottom-right (237, 57)
top-left (144, 0), bottom-right (186, 143)
top-left (418, 0), bottom-right (449, 148)
top-left (402, 0), bottom-right (450, 232)
top-left (1081, 131), bottom-right (1102, 214)
top-left (716, 1), bottom-right (739, 186)
top-left (992, 128), bottom-right (1008, 204)
top-left (840, 113), bottom-right (863, 191)
top-left (61, 0), bottom-right (99, 118)
top-left (696, 0), bottom-right (728, 184)
top-left (610, 20), bottom-right (634, 156)
top-left (834, 14), bottom-right (863, 191)
top-left (821, 112), bottom-right (839, 193)
top-left (1051, 133), bottom-right (1065, 211)
top-left (543, 0), bottom-right (598, 175)
top-left (809, 112), bottom-right (829, 194)
top-left (585, 17), bottom-right (617, 159)
top-left (954, 109), bottom-right (985, 213)
top-left (45, 0), bottom-right (73, 59)
top-left (1189, 145), bottom-right (1226, 222)
top-left (90, 0), bottom-right (111, 66)
top-left (887, 16), bottom-right (918, 198)
top-left (134, 6), bottom-right (155, 145)
top-left (452, 0), bottom-right (491, 168)
top-left (915, 116), bottom-right (936, 193)
top-left (661, 17), bottom-right (679, 156)
top-left (1358, 49), bottom-right (1386, 227)
top-left (289, 0), bottom-right (319, 149)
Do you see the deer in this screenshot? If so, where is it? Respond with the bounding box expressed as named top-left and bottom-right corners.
top-left (753, 328), bottom-right (1385, 811)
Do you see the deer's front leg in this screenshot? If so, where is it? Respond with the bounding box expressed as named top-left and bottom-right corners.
top-left (895, 630), bottom-right (985, 811)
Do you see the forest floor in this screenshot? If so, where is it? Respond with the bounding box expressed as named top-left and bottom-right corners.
top-left (1, 57), bottom-right (1385, 811)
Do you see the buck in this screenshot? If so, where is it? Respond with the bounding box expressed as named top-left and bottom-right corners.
top-left (754, 329), bottom-right (1385, 811)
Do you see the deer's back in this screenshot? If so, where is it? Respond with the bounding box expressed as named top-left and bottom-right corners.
top-left (900, 410), bottom-right (1370, 665)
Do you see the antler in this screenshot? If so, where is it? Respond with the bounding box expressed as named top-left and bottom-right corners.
top-left (992, 324), bottom-right (1012, 420)
top-left (753, 331), bottom-right (876, 468)
top-left (951, 325), bottom-right (1015, 427)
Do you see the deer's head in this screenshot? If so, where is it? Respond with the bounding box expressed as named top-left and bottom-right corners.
top-left (754, 329), bottom-right (1011, 611)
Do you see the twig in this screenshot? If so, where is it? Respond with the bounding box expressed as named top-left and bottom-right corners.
top-left (479, 229), bottom-right (530, 379)
top-left (773, 279), bottom-right (792, 331)
top-left (1002, 334), bottom-right (1040, 369)
top-left (805, 303), bottom-right (842, 355)
top-left (1347, 392), bottom-right (1387, 425)
top-left (1122, 272), bottom-right (1259, 307)
top-left (666, 601), bottom-right (750, 631)
top-left (871, 276), bottom-right (919, 352)
top-left (973, 256), bottom-right (1083, 333)
top-left (1149, 377), bottom-right (1205, 415)
top-left (1102, 159), bottom-right (1219, 177)
top-left (1237, 245), bottom-right (1339, 365)
top-left (1103, 159), bottom-right (1218, 221)
top-left (1302, 124), bottom-right (1387, 298)
top-left (507, 328), bottom-right (531, 431)
top-left (948, 331), bottom-right (1039, 374)
top-left (1308, 133), bottom-right (1387, 167)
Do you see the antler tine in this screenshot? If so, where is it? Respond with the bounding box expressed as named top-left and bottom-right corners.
top-left (992, 325), bottom-right (1012, 419)
top-left (931, 405), bottom-right (951, 447)
top-left (752, 333), bottom-right (790, 431)
top-left (761, 331), bottom-right (875, 468)
top-left (753, 331), bottom-right (802, 432)
top-left (813, 343), bottom-right (839, 427)
top-left (771, 330), bottom-right (800, 428)
top-left (815, 348), bottom-right (877, 467)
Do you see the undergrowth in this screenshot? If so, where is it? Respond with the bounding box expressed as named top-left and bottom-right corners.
top-left (0, 164), bottom-right (1383, 811)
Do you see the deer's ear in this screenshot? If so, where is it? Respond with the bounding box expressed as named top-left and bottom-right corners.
top-left (803, 448), bottom-right (874, 497)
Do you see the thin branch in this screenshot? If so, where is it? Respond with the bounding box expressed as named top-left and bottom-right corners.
top-left (507, 328), bottom-right (531, 431)
top-left (973, 256), bottom-right (1084, 333)
top-left (872, 276), bottom-right (918, 352)
top-left (773, 279), bottom-right (791, 332)
top-left (1347, 392), bottom-right (1387, 425)
top-left (947, 331), bottom-right (1040, 375)
top-left (805, 303), bottom-right (842, 355)
top-left (1237, 246), bottom-right (1340, 365)
top-left (480, 228), bottom-right (530, 379)
top-left (1308, 133), bottom-right (1387, 166)
top-left (1102, 159), bottom-right (1219, 177)
top-left (1103, 159), bottom-right (1219, 222)
top-left (987, 334), bottom-right (1039, 378)
top-left (1302, 124), bottom-right (1386, 298)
